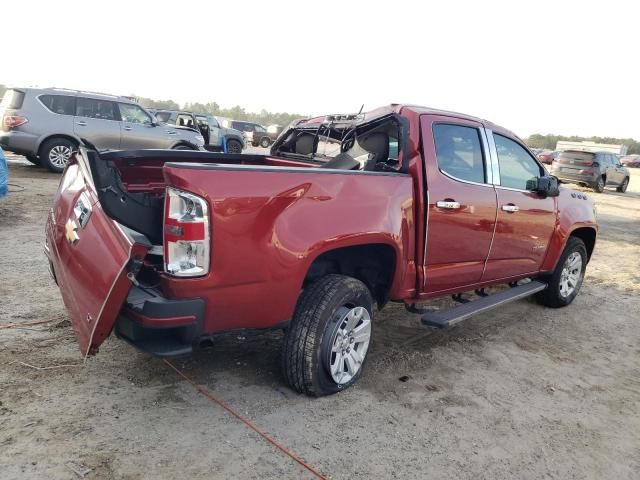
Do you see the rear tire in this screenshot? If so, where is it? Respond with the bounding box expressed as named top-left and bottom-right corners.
top-left (172, 144), bottom-right (194, 150)
top-left (535, 237), bottom-right (587, 308)
top-left (25, 154), bottom-right (41, 166)
top-left (226, 139), bottom-right (242, 154)
top-left (40, 138), bottom-right (76, 173)
top-left (282, 274), bottom-right (374, 397)
top-left (593, 176), bottom-right (605, 193)
top-left (260, 137), bottom-right (271, 148)
top-left (616, 177), bottom-right (629, 193)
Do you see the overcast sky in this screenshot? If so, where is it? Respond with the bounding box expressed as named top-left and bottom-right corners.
top-left (2, 0), bottom-right (639, 138)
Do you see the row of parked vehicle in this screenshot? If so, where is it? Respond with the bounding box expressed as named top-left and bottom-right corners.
top-left (0, 87), bottom-right (278, 173)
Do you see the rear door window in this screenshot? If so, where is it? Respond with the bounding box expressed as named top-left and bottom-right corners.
top-left (493, 134), bottom-right (543, 190)
top-left (76, 98), bottom-right (117, 121)
top-left (433, 124), bottom-right (486, 184)
top-left (39, 94), bottom-right (76, 115)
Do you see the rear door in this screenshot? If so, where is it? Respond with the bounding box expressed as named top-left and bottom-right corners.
top-left (73, 98), bottom-right (121, 150)
top-left (482, 131), bottom-right (555, 280)
top-left (420, 116), bottom-right (498, 293)
top-left (45, 149), bottom-right (149, 356)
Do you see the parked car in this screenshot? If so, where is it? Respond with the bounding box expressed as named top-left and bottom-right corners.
top-left (0, 88), bottom-right (205, 173)
top-left (0, 146), bottom-right (7, 198)
top-left (550, 150), bottom-right (630, 193)
top-left (620, 154), bottom-right (640, 168)
top-left (537, 150), bottom-right (560, 164)
top-left (195, 115), bottom-right (245, 153)
top-left (45, 104), bottom-right (597, 396)
top-left (228, 120), bottom-right (272, 147)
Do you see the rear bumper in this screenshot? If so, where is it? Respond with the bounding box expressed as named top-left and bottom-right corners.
top-left (115, 285), bottom-right (205, 357)
top-left (550, 168), bottom-right (597, 186)
top-left (0, 131), bottom-right (38, 156)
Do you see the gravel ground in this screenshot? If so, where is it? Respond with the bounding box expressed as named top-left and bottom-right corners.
top-left (1, 153), bottom-right (639, 479)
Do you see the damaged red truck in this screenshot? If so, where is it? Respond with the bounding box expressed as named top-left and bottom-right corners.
top-left (45, 105), bottom-right (597, 396)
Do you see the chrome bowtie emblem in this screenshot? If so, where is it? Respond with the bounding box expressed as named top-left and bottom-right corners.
top-left (65, 219), bottom-right (80, 244)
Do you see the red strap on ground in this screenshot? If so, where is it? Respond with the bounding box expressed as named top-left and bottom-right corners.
top-left (163, 359), bottom-right (329, 480)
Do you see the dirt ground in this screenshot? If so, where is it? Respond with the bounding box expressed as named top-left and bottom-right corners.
top-left (1, 154), bottom-right (639, 480)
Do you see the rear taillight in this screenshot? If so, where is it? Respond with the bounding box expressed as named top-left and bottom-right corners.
top-left (582, 161), bottom-right (593, 166)
top-left (580, 169), bottom-right (594, 175)
top-left (164, 187), bottom-right (210, 277)
top-left (2, 114), bottom-right (28, 129)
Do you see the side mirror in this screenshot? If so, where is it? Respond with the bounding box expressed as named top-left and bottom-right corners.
top-left (526, 175), bottom-right (560, 197)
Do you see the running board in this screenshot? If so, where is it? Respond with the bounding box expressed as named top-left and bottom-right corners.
top-left (421, 281), bottom-right (547, 329)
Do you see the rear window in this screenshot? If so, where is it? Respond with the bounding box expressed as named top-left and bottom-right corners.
top-left (558, 151), bottom-right (595, 160)
top-left (40, 94), bottom-right (76, 115)
top-left (1, 89), bottom-right (26, 109)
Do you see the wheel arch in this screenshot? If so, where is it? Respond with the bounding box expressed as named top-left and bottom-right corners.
top-left (36, 133), bottom-right (80, 156)
top-left (569, 226), bottom-right (596, 262)
top-left (302, 242), bottom-right (398, 309)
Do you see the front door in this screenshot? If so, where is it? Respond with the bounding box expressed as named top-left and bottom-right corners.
top-left (482, 131), bottom-right (556, 281)
top-left (420, 116), bottom-right (497, 294)
top-left (73, 98), bottom-right (121, 151)
top-left (118, 103), bottom-right (168, 150)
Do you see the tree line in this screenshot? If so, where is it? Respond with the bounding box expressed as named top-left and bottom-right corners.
top-left (526, 133), bottom-right (640, 155)
top-left (135, 96), bottom-right (304, 127)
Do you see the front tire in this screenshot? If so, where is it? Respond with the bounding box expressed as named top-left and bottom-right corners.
top-left (616, 177), bottom-right (629, 193)
top-left (282, 274), bottom-right (374, 396)
top-left (535, 237), bottom-right (587, 308)
top-left (260, 137), bottom-right (271, 148)
top-left (172, 144), bottom-right (195, 150)
top-left (40, 138), bottom-right (76, 173)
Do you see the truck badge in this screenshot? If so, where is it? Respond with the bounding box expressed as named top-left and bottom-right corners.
top-left (65, 219), bottom-right (80, 244)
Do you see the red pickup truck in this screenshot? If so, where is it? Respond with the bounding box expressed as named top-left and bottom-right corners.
top-left (45, 105), bottom-right (597, 396)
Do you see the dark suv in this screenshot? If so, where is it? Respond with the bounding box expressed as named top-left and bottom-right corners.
top-left (550, 150), bottom-right (630, 193)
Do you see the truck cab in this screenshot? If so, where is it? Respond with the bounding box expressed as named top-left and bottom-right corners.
top-left (45, 105), bottom-right (597, 396)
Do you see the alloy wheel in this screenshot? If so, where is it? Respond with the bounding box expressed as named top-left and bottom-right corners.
top-left (559, 251), bottom-right (583, 298)
top-left (48, 145), bottom-right (72, 168)
top-left (328, 306), bottom-right (372, 385)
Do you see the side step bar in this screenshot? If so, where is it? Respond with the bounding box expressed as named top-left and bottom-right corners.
top-left (421, 281), bottom-right (547, 329)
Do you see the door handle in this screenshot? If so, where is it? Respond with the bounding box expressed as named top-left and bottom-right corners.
top-left (76, 121), bottom-right (87, 126)
top-left (168, 131), bottom-right (177, 135)
top-left (436, 200), bottom-right (461, 209)
top-left (501, 204), bottom-right (519, 213)
top-left (123, 126), bottom-right (132, 131)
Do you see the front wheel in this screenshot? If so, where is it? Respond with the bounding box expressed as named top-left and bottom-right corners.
top-left (282, 274), bottom-right (374, 396)
top-left (260, 137), bottom-right (271, 148)
top-left (535, 237), bottom-right (587, 308)
top-left (172, 144), bottom-right (195, 150)
top-left (616, 177), bottom-right (629, 193)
